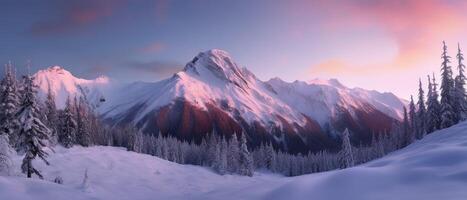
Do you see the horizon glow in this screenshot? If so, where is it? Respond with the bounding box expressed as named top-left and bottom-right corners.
top-left (1, 0), bottom-right (467, 98)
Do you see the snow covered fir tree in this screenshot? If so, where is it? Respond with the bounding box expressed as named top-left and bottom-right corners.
top-left (16, 74), bottom-right (51, 179)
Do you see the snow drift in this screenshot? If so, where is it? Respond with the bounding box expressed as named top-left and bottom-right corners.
top-left (1, 121), bottom-right (467, 200)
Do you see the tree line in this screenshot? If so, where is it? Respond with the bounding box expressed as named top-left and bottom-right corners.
top-left (401, 41), bottom-right (466, 144)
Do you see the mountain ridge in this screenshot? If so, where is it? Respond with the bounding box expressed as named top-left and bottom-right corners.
top-left (33, 49), bottom-right (406, 153)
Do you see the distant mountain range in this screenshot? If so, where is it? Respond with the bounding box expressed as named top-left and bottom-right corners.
top-left (33, 49), bottom-right (406, 153)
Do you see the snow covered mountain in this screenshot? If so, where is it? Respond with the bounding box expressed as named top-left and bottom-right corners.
top-left (32, 50), bottom-right (406, 153)
top-left (34, 66), bottom-right (110, 109)
top-left (99, 49), bottom-right (331, 153)
top-left (267, 78), bottom-right (406, 140)
top-left (2, 121), bottom-right (467, 200)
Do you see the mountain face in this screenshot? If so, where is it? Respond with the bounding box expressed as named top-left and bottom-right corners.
top-left (34, 50), bottom-right (406, 153)
top-left (266, 78), bottom-right (406, 142)
top-left (34, 66), bottom-right (109, 109)
top-left (99, 49), bottom-right (331, 153)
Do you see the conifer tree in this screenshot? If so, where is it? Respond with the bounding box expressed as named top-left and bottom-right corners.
top-left (44, 85), bottom-right (58, 145)
top-left (59, 96), bottom-right (76, 148)
top-left (417, 79), bottom-right (427, 137)
top-left (16, 75), bottom-right (51, 179)
top-left (427, 74), bottom-right (442, 132)
top-left (265, 142), bottom-right (276, 171)
top-left (76, 97), bottom-right (91, 147)
top-left (0, 63), bottom-right (20, 147)
top-left (238, 133), bottom-right (253, 176)
top-left (454, 43), bottom-right (467, 120)
top-left (339, 128), bottom-right (354, 168)
top-left (440, 41), bottom-right (457, 128)
top-left (402, 107), bottom-right (410, 145)
top-left (218, 136), bottom-right (228, 175)
top-left (0, 133), bottom-right (13, 175)
top-left (408, 95), bottom-right (417, 140)
top-left (227, 133), bottom-right (240, 173)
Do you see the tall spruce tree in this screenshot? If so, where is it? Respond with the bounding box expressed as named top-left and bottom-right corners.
top-left (408, 95), bottom-right (417, 141)
top-left (16, 75), bottom-right (51, 179)
top-left (76, 97), bottom-right (91, 147)
top-left (427, 74), bottom-right (442, 132)
top-left (339, 128), bottom-right (354, 168)
top-left (402, 107), bottom-right (410, 145)
top-left (0, 133), bottom-right (13, 175)
top-left (417, 79), bottom-right (427, 137)
top-left (238, 133), bottom-right (253, 176)
top-left (44, 85), bottom-right (58, 145)
top-left (454, 43), bottom-right (467, 120)
top-left (218, 136), bottom-right (228, 175)
top-left (0, 63), bottom-right (20, 147)
top-left (440, 41), bottom-right (457, 128)
top-left (227, 133), bottom-right (240, 173)
top-left (59, 96), bottom-right (76, 148)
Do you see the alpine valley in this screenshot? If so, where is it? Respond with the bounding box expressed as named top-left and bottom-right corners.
top-left (33, 49), bottom-right (406, 153)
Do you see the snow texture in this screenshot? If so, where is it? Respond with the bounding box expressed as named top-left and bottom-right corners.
top-left (267, 77), bottom-right (406, 125)
top-left (2, 121), bottom-right (467, 200)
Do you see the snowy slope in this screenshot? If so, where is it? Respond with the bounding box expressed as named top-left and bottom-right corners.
top-left (2, 121), bottom-right (467, 200)
top-left (264, 121), bottom-right (467, 200)
top-left (0, 146), bottom-right (287, 200)
top-left (34, 66), bottom-right (110, 108)
top-left (267, 78), bottom-right (406, 125)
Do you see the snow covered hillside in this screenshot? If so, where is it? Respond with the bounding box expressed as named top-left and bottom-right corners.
top-left (267, 78), bottom-right (406, 124)
top-left (34, 66), bottom-right (110, 108)
top-left (2, 121), bottom-right (467, 200)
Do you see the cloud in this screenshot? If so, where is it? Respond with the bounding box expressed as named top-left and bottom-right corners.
top-left (30, 0), bottom-right (126, 36)
top-left (310, 58), bottom-right (379, 77)
top-left (310, 59), bottom-right (349, 76)
top-left (126, 60), bottom-right (183, 78)
top-left (310, 0), bottom-right (467, 69)
top-left (139, 42), bottom-right (166, 53)
top-left (86, 65), bottom-right (113, 75)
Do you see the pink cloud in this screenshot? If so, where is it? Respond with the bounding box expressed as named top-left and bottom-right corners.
top-left (311, 0), bottom-right (467, 68)
top-left (304, 0), bottom-right (467, 97)
top-left (140, 42), bottom-right (166, 53)
top-left (31, 0), bottom-right (126, 36)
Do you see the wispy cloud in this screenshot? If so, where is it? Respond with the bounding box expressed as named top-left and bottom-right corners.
top-left (309, 0), bottom-right (467, 69)
top-left (139, 42), bottom-right (166, 53)
top-left (30, 0), bottom-right (126, 36)
top-left (126, 60), bottom-right (183, 78)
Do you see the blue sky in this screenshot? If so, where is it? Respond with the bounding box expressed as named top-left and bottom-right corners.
top-left (1, 0), bottom-right (467, 98)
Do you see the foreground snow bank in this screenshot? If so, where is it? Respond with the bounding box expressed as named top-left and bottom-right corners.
top-left (1, 121), bottom-right (467, 200)
top-left (0, 146), bottom-right (286, 200)
top-left (264, 121), bottom-right (467, 200)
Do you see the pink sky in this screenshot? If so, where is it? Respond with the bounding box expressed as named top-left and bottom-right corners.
top-left (303, 0), bottom-right (467, 98)
top-left (3, 0), bottom-right (467, 99)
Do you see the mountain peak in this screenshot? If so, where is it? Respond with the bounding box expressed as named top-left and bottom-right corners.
top-left (203, 49), bottom-right (232, 59)
top-left (308, 78), bottom-right (345, 88)
top-left (47, 65), bottom-right (64, 71)
top-left (183, 49), bottom-right (251, 88)
top-left (34, 66), bottom-right (109, 108)
top-left (37, 65), bottom-right (72, 77)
